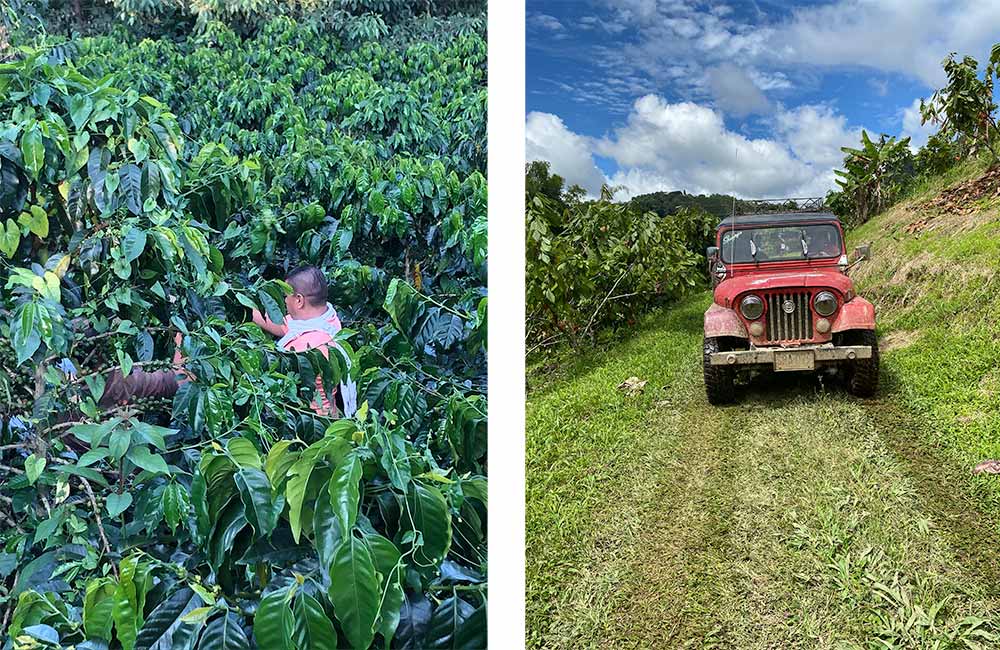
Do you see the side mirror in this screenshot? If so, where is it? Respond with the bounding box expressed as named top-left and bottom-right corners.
top-left (852, 244), bottom-right (871, 262)
top-left (706, 246), bottom-right (719, 260)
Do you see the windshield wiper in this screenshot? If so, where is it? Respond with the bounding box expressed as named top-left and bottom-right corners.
top-left (749, 236), bottom-right (758, 264)
top-left (800, 230), bottom-right (809, 258)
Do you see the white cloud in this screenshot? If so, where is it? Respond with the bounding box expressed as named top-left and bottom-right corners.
top-left (525, 96), bottom-right (868, 201)
top-left (528, 13), bottom-right (565, 32)
top-left (574, 0), bottom-right (1000, 119)
top-left (749, 69), bottom-right (792, 91)
top-left (868, 78), bottom-right (889, 97)
top-left (525, 112), bottom-right (607, 196)
top-left (705, 63), bottom-right (771, 116)
top-left (768, 0), bottom-right (1000, 87)
top-left (901, 98), bottom-right (937, 149)
top-left (775, 104), bottom-right (861, 169)
top-left (592, 95), bottom-right (847, 199)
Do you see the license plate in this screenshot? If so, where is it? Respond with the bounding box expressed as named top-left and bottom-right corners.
top-left (774, 349), bottom-right (815, 371)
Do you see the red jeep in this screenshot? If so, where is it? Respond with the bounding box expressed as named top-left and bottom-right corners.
top-left (702, 200), bottom-right (877, 404)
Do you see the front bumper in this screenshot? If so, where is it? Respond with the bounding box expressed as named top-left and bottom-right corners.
top-left (709, 344), bottom-right (872, 372)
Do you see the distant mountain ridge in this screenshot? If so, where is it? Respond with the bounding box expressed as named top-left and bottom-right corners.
top-left (627, 190), bottom-right (737, 220)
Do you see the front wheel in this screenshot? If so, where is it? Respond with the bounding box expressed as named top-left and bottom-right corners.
top-left (843, 329), bottom-right (879, 397)
top-left (703, 337), bottom-right (735, 405)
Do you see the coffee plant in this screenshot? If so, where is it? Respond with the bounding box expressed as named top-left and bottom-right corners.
top-left (0, 6), bottom-right (486, 650)
top-left (525, 185), bottom-right (712, 351)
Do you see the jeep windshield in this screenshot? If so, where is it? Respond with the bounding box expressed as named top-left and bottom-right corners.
top-left (719, 224), bottom-right (842, 264)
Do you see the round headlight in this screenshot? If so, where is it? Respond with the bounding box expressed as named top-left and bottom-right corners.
top-left (740, 294), bottom-right (764, 320)
top-left (814, 290), bottom-right (838, 317)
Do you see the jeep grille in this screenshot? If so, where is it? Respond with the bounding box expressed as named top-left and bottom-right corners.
top-left (764, 291), bottom-right (813, 342)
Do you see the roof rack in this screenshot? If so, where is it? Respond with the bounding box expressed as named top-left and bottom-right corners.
top-left (732, 197), bottom-right (826, 216)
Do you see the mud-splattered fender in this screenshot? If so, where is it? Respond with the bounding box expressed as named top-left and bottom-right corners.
top-left (704, 302), bottom-right (748, 339)
top-left (831, 296), bottom-right (876, 333)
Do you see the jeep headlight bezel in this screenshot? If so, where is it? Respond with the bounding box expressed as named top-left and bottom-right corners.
top-left (814, 290), bottom-right (838, 317)
top-left (740, 294), bottom-right (764, 320)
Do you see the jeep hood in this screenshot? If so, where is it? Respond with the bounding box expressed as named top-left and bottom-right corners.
top-left (714, 270), bottom-right (853, 308)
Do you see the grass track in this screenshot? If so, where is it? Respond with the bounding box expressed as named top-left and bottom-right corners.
top-left (526, 292), bottom-right (1000, 649)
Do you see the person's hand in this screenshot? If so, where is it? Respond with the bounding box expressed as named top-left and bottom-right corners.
top-left (173, 331), bottom-right (183, 347)
top-left (251, 308), bottom-right (266, 327)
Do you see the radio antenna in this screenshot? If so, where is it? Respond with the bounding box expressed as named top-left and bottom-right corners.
top-left (728, 146), bottom-right (738, 274)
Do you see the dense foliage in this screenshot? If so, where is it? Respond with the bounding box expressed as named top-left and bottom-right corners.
top-left (628, 190), bottom-right (739, 220)
top-left (525, 184), bottom-right (714, 351)
top-left (0, 5), bottom-right (487, 650)
top-left (829, 131), bottom-right (913, 225)
top-left (828, 43), bottom-right (1000, 225)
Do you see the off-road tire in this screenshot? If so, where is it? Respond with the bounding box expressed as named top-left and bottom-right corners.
top-left (845, 329), bottom-right (879, 397)
top-left (703, 336), bottom-right (735, 405)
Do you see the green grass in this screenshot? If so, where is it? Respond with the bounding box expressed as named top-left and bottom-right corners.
top-left (526, 293), bottom-right (1000, 648)
top-left (849, 175), bottom-right (1000, 515)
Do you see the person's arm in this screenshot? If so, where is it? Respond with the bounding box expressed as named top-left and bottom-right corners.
top-left (251, 308), bottom-right (289, 338)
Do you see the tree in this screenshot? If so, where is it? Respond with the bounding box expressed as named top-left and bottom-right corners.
top-left (921, 51), bottom-right (999, 163)
top-left (525, 160), bottom-right (566, 203)
top-left (832, 130), bottom-right (913, 224)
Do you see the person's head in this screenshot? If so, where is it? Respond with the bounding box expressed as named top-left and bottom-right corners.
top-left (285, 265), bottom-right (328, 318)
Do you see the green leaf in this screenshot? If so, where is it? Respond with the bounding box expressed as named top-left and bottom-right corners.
top-left (127, 446), bottom-right (170, 476)
top-left (11, 301), bottom-right (40, 364)
top-left (132, 421), bottom-right (173, 450)
top-left (21, 623), bottom-right (59, 646)
top-left (258, 289), bottom-right (285, 327)
top-left (77, 448), bottom-right (111, 467)
top-left (119, 348), bottom-right (134, 378)
top-left (379, 431), bottom-right (410, 492)
top-left (328, 452), bottom-right (362, 533)
top-left (128, 137), bottom-right (150, 164)
top-left (109, 427), bottom-right (132, 460)
top-left (253, 589), bottom-right (294, 650)
top-left (34, 508), bottom-right (64, 545)
top-left (69, 94), bottom-right (93, 130)
top-left (424, 596), bottom-right (478, 649)
top-left (135, 587), bottom-right (202, 650)
top-left (209, 500), bottom-right (247, 570)
top-left (113, 556), bottom-right (153, 650)
top-left (161, 482), bottom-right (190, 533)
top-left (313, 491), bottom-right (344, 586)
top-left (20, 126), bottom-right (44, 180)
top-left (369, 189), bottom-right (386, 215)
top-left (291, 593), bottom-right (338, 650)
top-left (286, 454), bottom-right (318, 544)
top-left (71, 418), bottom-right (122, 447)
top-left (0, 218), bottom-right (19, 257)
top-left (235, 468), bottom-right (283, 538)
top-left (84, 577), bottom-right (117, 640)
top-left (123, 227), bottom-right (147, 263)
top-left (120, 163), bottom-right (143, 215)
top-left (366, 533), bottom-right (404, 644)
top-left (376, 565), bottom-right (406, 646)
top-left (197, 613), bottom-right (250, 650)
top-left (24, 454), bottom-right (46, 484)
top-left (18, 205), bottom-right (49, 238)
top-left (54, 464), bottom-right (110, 488)
top-left (328, 535), bottom-right (380, 650)
top-left (226, 437), bottom-right (261, 469)
top-left (106, 492), bottom-right (133, 518)
top-left (264, 440), bottom-right (298, 486)
top-left (402, 482), bottom-right (452, 566)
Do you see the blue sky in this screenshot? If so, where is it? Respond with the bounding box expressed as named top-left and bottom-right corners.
top-left (526, 0), bottom-right (1000, 199)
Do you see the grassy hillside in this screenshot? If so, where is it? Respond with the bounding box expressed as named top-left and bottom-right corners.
top-left (849, 158), bottom-right (1000, 513)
